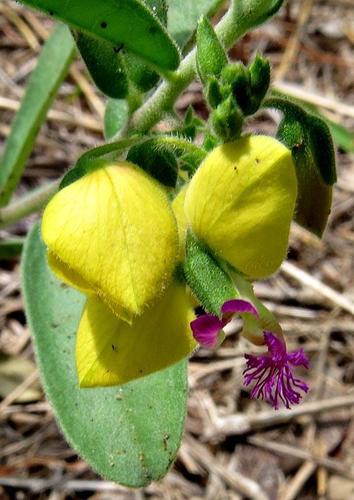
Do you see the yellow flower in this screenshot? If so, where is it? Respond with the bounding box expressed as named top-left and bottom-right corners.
top-left (184, 135), bottom-right (297, 279)
top-left (74, 184), bottom-right (197, 388)
top-left (76, 280), bottom-right (196, 387)
top-left (42, 163), bottom-right (197, 387)
top-left (42, 162), bottom-right (179, 321)
top-left (172, 185), bottom-right (188, 262)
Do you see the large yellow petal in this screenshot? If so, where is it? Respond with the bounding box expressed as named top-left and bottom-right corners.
top-left (48, 252), bottom-right (134, 324)
top-left (42, 163), bottom-right (179, 318)
top-left (184, 135), bottom-right (297, 279)
top-left (172, 185), bottom-right (188, 262)
top-left (48, 252), bottom-right (92, 294)
top-left (76, 282), bottom-right (197, 387)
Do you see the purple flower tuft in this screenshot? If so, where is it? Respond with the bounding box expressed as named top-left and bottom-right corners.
top-left (190, 314), bottom-right (226, 348)
top-left (243, 331), bottom-right (309, 409)
top-left (221, 298), bottom-right (259, 317)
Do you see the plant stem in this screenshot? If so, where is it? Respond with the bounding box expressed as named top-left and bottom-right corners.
top-left (0, 180), bottom-right (59, 228)
top-left (126, 1), bottom-right (242, 134)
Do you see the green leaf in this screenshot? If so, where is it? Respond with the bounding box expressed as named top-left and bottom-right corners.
top-left (60, 137), bottom-right (142, 189)
top-left (127, 138), bottom-right (179, 187)
top-left (0, 25), bottom-right (75, 207)
top-left (235, 0), bottom-right (285, 32)
top-left (124, 53), bottom-right (161, 93)
top-left (22, 224), bottom-right (189, 487)
top-left (0, 238), bottom-right (24, 259)
top-left (104, 99), bottom-right (129, 140)
top-left (280, 95), bottom-right (354, 154)
top-left (20, 0), bottom-right (180, 72)
top-left (167, 0), bottom-right (224, 48)
top-left (184, 231), bottom-right (236, 316)
top-left (196, 16), bottom-right (227, 84)
top-left (323, 119), bottom-right (354, 153)
top-left (138, 135), bottom-right (207, 174)
top-left (264, 96), bottom-right (336, 236)
top-left (123, 0), bottom-right (167, 92)
top-left (74, 31), bottom-right (128, 99)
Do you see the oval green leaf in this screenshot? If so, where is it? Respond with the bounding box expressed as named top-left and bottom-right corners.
top-left (20, 0), bottom-right (180, 71)
top-left (123, 0), bottom-right (167, 92)
top-left (22, 224), bottom-right (188, 487)
top-left (74, 30), bottom-right (128, 99)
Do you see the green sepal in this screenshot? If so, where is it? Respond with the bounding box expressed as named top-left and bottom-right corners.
top-left (211, 96), bottom-right (244, 142)
top-left (59, 138), bottom-right (142, 189)
top-left (248, 53), bottom-right (270, 112)
top-left (196, 16), bottom-right (228, 84)
top-left (220, 55), bottom-right (270, 116)
top-left (205, 76), bottom-right (224, 109)
top-left (202, 133), bottom-right (219, 152)
top-left (73, 31), bottom-right (128, 99)
top-left (173, 106), bottom-right (204, 141)
top-left (264, 95), bottom-right (336, 236)
top-left (183, 231), bottom-right (236, 316)
top-left (220, 62), bottom-right (251, 113)
top-left (127, 138), bottom-right (179, 187)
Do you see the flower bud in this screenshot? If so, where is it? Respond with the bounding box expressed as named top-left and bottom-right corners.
top-left (42, 162), bottom-right (178, 320)
top-left (248, 53), bottom-right (271, 113)
top-left (211, 96), bottom-right (244, 142)
top-left (184, 135), bottom-right (297, 279)
top-left (196, 16), bottom-right (228, 84)
top-left (221, 62), bottom-right (251, 113)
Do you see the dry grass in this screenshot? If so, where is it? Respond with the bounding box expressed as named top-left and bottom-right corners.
top-left (0, 0), bottom-right (354, 498)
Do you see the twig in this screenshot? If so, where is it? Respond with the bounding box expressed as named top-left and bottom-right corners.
top-left (273, 81), bottom-right (354, 119)
top-left (0, 96), bottom-right (102, 132)
top-left (0, 369), bottom-right (38, 417)
top-left (248, 436), bottom-right (354, 481)
top-left (205, 395), bottom-right (354, 439)
top-left (0, 476), bottom-right (131, 493)
top-left (275, 0), bottom-right (315, 80)
top-left (281, 261), bottom-right (354, 316)
top-left (184, 435), bottom-right (269, 500)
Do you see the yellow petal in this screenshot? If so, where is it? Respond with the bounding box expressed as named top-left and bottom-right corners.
top-left (42, 163), bottom-right (178, 318)
top-left (48, 252), bottom-right (134, 324)
top-left (184, 135), bottom-right (297, 279)
top-left (48, 252), bottom-right (92, 294)
top-left (172, 185), bottom-right (188, 262)
top-left (76, 282), bottom-right (197, 387)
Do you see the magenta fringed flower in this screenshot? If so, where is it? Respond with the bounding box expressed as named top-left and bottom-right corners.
top-left (191, 299), bottom-right (309, 409)
top-left (244, 332), bottom-right (309, 409)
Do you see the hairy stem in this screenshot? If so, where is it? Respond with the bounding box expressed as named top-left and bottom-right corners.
top-left (126, 2), bottom-right (242, 134)
top-left (0, 180), bottom-right (59, 228)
